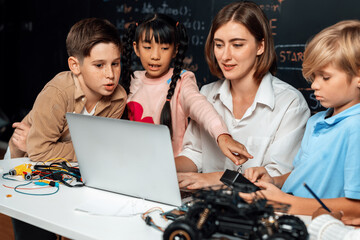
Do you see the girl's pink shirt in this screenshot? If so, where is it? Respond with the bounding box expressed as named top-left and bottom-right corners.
top-left (127, 68), bottom-right (228, 156)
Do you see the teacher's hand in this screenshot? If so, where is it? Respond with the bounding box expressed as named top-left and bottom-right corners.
top-left (217, 134), bottom-right (253, 165)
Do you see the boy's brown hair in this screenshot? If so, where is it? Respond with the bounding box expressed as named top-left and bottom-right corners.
top-left (205, 1), bottom-right (276, 82)
top-left (66, 18), bottom-right (122, 62)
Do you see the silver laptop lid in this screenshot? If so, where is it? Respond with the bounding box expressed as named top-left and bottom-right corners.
top-left (66, 113), bottom-right (181, 206)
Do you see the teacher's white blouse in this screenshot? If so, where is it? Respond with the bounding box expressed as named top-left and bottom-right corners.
top-left (179, 73), bottom-right (310, 177)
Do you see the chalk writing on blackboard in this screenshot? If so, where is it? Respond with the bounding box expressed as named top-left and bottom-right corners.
top-left (258, 2), bottom-right (282, 12)
top-left (258, 1), bottom-right (283, 36)
top-left (116, 4), bottom-right (132, 14)
top-left (298, 88), bottom-right (323, 112)
top-left (119, 2), bottom-right (192, 16)
top-left (275, 44), bottom-right (306, 71)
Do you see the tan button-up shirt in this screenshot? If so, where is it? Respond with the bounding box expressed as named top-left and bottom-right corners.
top-left (9, 71), bottom-right (127, 162)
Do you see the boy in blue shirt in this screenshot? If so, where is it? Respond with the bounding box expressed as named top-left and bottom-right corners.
top-left (242, 20), bottom-right (360, 217)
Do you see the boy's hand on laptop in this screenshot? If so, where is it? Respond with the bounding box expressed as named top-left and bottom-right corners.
top-left (217, 134), bottom-right (253, 165)
top-left (11, 122), bottom-right (30, 152)
top-left (177, 172), bottom-right (223, 190)
top-left (243, 167), bottom-right (274, 184)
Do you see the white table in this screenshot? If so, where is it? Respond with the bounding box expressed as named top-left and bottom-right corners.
top-left (0, 158), bottom-right (312, 240)
top-left (0, 158), bottom-right (173, 240)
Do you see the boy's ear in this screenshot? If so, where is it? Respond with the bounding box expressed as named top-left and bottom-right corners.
top-left (68, 56), bottom-right (81, 75)
top-left (257, 39), bottom-right (265, 56)
top-left (133, 41), bottom-right (140, 57)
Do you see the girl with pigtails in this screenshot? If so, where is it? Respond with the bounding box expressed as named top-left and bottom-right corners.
top-left (120, 13), bottom-right (252, 164)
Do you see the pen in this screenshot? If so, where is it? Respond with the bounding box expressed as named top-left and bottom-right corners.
top-left (303, 182), bottom-right (331, 212)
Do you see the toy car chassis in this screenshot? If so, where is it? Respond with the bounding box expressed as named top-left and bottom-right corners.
top-left (163, 185), bottom-right (308, 240)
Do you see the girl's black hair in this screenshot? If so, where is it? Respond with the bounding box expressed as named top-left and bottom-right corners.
top-left (120, 13), bottom-right (189, 137)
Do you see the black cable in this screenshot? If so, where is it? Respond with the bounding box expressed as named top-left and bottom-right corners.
top-left (33, 161), bottom-right (84, 187)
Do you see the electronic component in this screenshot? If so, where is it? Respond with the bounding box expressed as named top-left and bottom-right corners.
top-left (8, 163), bottom-right (33, 180)
top-left (220, 169), bottom-right (260, 193)
top-left (162, 209), bottom-right (186, 221)
top-left (163, 186), bottom-right (308, 240)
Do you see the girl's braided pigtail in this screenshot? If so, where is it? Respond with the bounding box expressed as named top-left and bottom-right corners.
top-left (160, 22), bottom-right (189, 138)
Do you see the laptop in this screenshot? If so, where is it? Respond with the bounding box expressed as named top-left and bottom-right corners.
top-left (66, 113), bottom-right (182, 206)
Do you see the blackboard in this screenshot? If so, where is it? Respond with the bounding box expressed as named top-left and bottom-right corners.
top-left (1, 0), bottom-right (359, 140)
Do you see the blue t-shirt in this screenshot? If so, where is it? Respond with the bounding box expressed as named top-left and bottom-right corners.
top-left (282, 103), bottom-right (360, 199)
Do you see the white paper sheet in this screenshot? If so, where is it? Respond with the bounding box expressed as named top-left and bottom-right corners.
top-left (75, 196), bottom-right (155, 217)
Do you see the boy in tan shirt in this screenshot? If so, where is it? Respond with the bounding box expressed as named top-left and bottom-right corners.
top-left (7, 18), bottom-right (127, 162)
top-left (9, 17), bottom-right (127, 240)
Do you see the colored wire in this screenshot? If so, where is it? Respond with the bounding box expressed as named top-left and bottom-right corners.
top-left (32, 162), bottom-right (83, 187)
top-left (141, 207), bottom-right (167, 232)
top-left (43, 157), bottom-right (72, 166)
top-left (2, 173), bottom-right (20, 181)
top-left (3, 184), bottom-right (51, 190)
top-left (2, 159), bottom-right (82, 196)
top-left (13, 181), bottom-right (59, 196)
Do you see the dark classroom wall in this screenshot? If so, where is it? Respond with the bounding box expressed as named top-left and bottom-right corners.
top-left (0, 0), bottom-right (359, 140)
